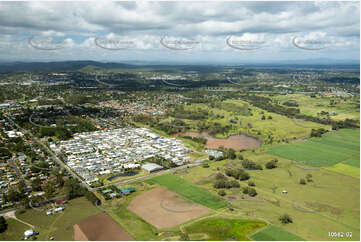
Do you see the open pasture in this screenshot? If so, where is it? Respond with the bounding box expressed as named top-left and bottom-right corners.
top-left (268, 129), bottom-right (360, 167)
top-left (251, 225), bottom-right (305, 241)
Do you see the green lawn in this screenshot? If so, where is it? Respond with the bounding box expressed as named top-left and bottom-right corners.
top-left (145, 174), bottom-right (227, 209)
top-left (15, 197), bottom-right (101, 241)
top-left (251, 225), bottom-right (304, 241)
top-left (184, 217), bottom-right (266, 241)
top-left (343, 154), bottom-right (360, 168)
top-left (268, 129), bottom-right (360, 167)
top-left (0, 219), bottom-right (29, 241)
top-left (326, 163), bottom-right (360, 178)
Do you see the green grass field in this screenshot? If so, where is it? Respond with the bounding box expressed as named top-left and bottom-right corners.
top-left (268, 129), bottom-right (360, 167)
top-left (326, 163), bottom-right (360, 178)
top-left (145, 174), bottom-right (228, 209)
top-left (251, 225), bottom-right (305, 241)
top-left (15, 197), bottom-right (101, 241)
top-left (184, 217), bottom-right (266, 241)
top-left (0, 219), bottom-right (29, 241)
top-left (343, 154), bottom-right (360, 168)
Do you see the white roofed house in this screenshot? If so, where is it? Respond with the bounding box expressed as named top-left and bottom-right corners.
top-left (142, 163), bottom-right (163, 173)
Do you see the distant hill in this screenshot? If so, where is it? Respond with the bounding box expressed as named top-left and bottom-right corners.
top-left (0, 60), bottom-right (359, 73)
top-left (0, 61), bottom-right (137, 73)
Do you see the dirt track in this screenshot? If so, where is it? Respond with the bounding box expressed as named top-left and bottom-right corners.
top-left (128, 187), bottom-right (211, 229)
top-left (73, 213), bottom-right (133, 241)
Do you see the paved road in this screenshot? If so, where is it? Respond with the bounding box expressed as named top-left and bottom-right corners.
top-left (8, 157), bottom-right (26, 183)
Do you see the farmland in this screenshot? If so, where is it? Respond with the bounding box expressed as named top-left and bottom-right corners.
top-left (251, 225), bottom-right (305, 241)
top-left (127, 186), bottom-right (212, 229)
top-left (145, 174), bottom-right (228, 209)
top-left (268, 129), bottom-right (360, 167)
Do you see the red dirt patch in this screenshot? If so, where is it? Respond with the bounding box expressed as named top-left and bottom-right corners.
top-left (174, 132), bottom-right (261, 150)
top-left (127, 187), bottom-right (212, 229)
top-left (73, 213), bottom-right (133, 241)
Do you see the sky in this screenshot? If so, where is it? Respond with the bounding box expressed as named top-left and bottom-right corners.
top-left (0, 1), bottom-right (359, 65)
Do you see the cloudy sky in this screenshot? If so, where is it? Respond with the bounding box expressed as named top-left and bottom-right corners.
top-left (0, 1), bottom-right (359, 64)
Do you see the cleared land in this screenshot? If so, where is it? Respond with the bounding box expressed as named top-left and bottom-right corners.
top-left (184, 217), bottom-right (266, 241)
top-left (251, 225), bottom-right (304, 241)
top-left (268, 129), bottom-right (360, 167)
top-left (127, 187), bottom-right (211, 229)
top-left (74, 212), bottom-right (133, 241)
top-left (145, 174), bottom-right (227, 209)
top-left (15, 197), bottom-right (101, 241)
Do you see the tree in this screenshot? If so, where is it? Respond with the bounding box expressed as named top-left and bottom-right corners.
top-left (248, 187), bottom-right (257, 197)
top-left (31, 177), bottom-right (42, 191)
top-left (0, 216), bottom-right (7, 233)
top-left (306, 174), bottom-right (313, 182)
top-left (218, 190), bottom-right (226, 196)
top-left (248, 180), bottom-right (255, 186)
top-left (265, 161), bottom-right (277, 169)
top-left (279, 214), bottom-right (293, 224)
top-left (180, 232), bottom-right (190, 241)
top-left (242, 187), bottom-right (257, 197)
top-left (299, 178), bottom-right (306, 185)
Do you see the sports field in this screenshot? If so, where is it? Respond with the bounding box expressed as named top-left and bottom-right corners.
top-left (184, 217), bottom-right (266, 241)
top-left (127, 187), bottom-right (211, 229)
top-left (251, 225), bottom-right (304, 241)
top-left (145, 174), bottom-right (228, 209)
top-left (268, 129), bottom-right (360, 167)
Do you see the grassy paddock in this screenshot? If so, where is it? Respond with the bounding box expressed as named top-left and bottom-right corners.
top-left (326, 163), bottom-right (360, 179)
top-left (268, 129), bottom-right (360, 167)
top-left (251, 225), bottom-right (305, 241)
top-left (184, 217), bottom-right (266, 241)
top-left (145, 174), bottom-right (228, 209)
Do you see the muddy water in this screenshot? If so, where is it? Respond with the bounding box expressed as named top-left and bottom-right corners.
top-left (175, 132), bottom-right (261, 150)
